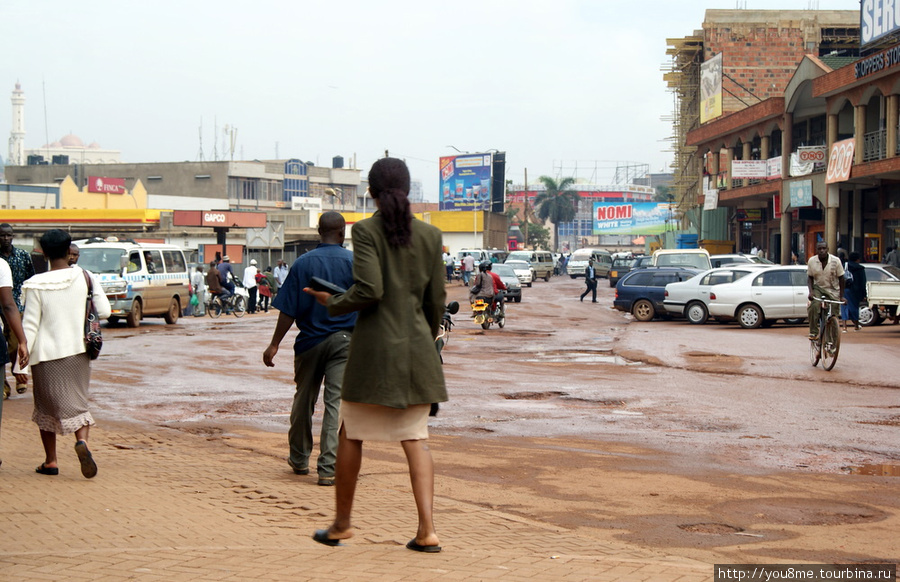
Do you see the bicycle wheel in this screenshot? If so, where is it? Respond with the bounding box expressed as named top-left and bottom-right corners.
top-left (208, 297), bottom-right (223, 319)
top-left (809, 333), bottom-right (821, 367)
top-left (821, 315), bottom-right (841, 371)
top-left (232, 295), bottom-right (247, 317)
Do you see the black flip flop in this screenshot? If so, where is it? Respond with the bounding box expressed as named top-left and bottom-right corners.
top-left (35, 463), bottom-right (59, 476)
top-left (312, 529), bottom-right (342, 547)
top-left (74, 441), bottom-right (97, 479)
top-left (406, 539), bottom-right (442, 553)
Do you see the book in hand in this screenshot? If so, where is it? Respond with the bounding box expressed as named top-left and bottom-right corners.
top-left (309, 276), bottom-right (346, 295)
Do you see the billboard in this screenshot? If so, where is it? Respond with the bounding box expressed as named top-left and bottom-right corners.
top-left (592, 202), bottom-right (675, 235)
top-left (700, 53), bottom-right (723, 124)
top-left (861, 1), bottom-right (900, 47)
top-left (439, 153), bottom-right (493, 211)
top-left (88, 176), bottom-right (126, 194)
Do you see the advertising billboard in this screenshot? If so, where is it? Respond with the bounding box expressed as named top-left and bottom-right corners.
top-left (439, 153), bottom-right (493, 211)
top-left (700, 53), bottom-right (723, 124)
top-left (592, 202), bottom-right (674, 235)
top-left (861, 1), bottom-right (900, 47)
top-left (88, 176), bottom-right (126, 194)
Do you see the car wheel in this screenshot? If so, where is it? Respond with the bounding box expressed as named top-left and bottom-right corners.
top-left (514, 296), bottom-right (521, 303)
top-left (126, 299), bottom-right (143, 328)
top-left (526, 282), bottom-right (532, 287)
top-left (685, 301), bottom-right (708, 325)
top-left (543, 272), bottom-right (550, 282)
top-left (737, 304), bottom-right (763, 329)
top-left (570, 275), bottom-right (577, 279)
top-left (164, 297), bottom-right (180, 324)
top-left (632, 299), bottom-right (655, 322)
top-left (859, 305), bottom-right (881, 326)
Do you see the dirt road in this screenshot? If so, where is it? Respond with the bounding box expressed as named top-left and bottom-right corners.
top-left (86, 274), bottom-right (900, 565)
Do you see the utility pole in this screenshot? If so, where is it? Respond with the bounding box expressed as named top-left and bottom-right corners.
top-left (523, 168), bottom-right (529, 249)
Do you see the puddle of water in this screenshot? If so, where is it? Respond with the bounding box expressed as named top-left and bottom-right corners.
top-left (526, 354), bottom-right (641, 365)
top-left (847, 464), bottom-right (900, 476)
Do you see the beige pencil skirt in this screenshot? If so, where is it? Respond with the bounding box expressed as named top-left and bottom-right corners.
top-left (339, 400), bottom-right (430, 442)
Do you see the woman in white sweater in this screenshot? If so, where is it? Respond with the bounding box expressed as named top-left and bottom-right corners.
top-left (20, 230), bottom-right (111, 478)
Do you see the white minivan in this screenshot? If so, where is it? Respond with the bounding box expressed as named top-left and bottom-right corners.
top-left (567, 248), bottom-right (613, 279)
top-left (76, 238), bottom-right (191, 327)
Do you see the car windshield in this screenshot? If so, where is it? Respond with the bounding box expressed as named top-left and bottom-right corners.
top-left (492, 264), bottom-right (516, 277)
top-left (505, 260), bottom-right (530, 268)
top-left (612, 258), bottom-right (631, 267)
top-left (882, 265), bottom-right (900, 280)
top-left (656, 253), bottom-right (710, 269)
top-left (506, 251), bottom-right (533, 262)
top-left (78, 248), bottom-right (126, 274)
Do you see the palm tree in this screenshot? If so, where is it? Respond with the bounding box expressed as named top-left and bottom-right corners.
top-left (534, 176), bottom-right (579, 251)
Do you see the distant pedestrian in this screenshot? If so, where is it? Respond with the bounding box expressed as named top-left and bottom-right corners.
top-left (191, 266), bottom-right (206, 316)
top-left (887, 246), bottom-right (900, 268)
top-left (20, 229), bottom-right (111, 479)
top-left (273, 259), bottom-right (289, 294)
top-left (461, 253), bottom-right (475, 286)
top-left (67, 244), bottom-right (79, 266)
top-left (244, 259), bottom-right (259, 313)
top-left (0, 223), bottom-right (34, 399)
top-left (263, 212), bottom-right (356, 486)
top-left (580, 259), bottom-right (598, 303)
top-left (841, 252), bottom-right (867, 332)
top-left (256, 268), bottom-right (272, 313)
top-left (442, 251), bottom-right (454, 282)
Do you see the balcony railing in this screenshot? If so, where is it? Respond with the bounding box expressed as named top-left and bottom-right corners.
top-left (863, 129), bottom-right (886, 162)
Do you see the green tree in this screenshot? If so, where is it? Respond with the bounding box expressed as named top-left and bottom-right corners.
top-left (534, 176), bottom-right (579, 251)
top-left (654, 184), bottom-right (674, 203)
top-left (525, 221), bottom-right (550, 250)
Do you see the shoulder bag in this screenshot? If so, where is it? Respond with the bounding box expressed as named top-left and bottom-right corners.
top-left (83, 271), bottom-right (103, 360)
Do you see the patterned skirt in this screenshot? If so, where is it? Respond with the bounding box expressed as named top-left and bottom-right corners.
top-left (31, 353), bottom-right (94, 435)
top-left (340, 401), bottom-right (429, 442)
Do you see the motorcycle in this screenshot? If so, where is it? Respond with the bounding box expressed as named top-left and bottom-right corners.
top-left (472, 294), bottom-right (505, 330)
top-left (435, 301), bottom-right (459, 361)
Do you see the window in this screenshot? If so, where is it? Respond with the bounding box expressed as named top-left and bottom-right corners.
top-left (650, 274), bottom-right (678, 286)
top-left (624, 272), bottom-right (654, 286)
top-left (162, 250), bottom-right (186, 274)
top-left (760, 271), bottom-right (791, 286)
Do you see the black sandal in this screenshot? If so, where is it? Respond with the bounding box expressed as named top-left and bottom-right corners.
top-left (35, 463), bottom-right (59, 475)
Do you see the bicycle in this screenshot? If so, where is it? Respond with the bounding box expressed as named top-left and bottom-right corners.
top-left (809, 296), bottom-right (843, 371)
top-left (207, 292), bottom-right (247, 318)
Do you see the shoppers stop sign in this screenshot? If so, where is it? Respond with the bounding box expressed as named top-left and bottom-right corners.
top-left (826, 139), bottom-right (855, 184)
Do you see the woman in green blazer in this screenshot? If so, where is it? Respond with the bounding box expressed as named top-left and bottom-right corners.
top-left (306, 157), bottom-right (447, 553)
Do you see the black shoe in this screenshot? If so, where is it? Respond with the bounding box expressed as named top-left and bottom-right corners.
top-left (592, 300), bottom-right (598, 303)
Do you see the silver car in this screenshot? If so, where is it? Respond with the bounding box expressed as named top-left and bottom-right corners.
top-left (706, 266), bottom-right (810, 328)
top-left (663, 265), bottom-right (769, 324)
top-left (504, 259), bottom-right (534, 287)
top-left (491, 263), bottom-right (523, 303)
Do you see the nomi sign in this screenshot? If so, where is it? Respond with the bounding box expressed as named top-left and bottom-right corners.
top-left (88, 176), bottom-right (126, 194)
top-left (592, 202), bottom-right (673, 235)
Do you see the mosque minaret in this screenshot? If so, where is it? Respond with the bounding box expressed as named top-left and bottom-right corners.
top-left (8, 82), bottom-right (25, 166)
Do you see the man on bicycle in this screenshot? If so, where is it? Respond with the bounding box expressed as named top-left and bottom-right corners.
top-left (807, 240), bottom-right (846, 339)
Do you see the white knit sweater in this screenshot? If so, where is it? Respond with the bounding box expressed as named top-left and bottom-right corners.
top-left (20, 266), bottom-right (112, 372)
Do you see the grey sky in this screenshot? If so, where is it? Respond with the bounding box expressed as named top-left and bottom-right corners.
top-left (2, 1), bottom-right (856, 201)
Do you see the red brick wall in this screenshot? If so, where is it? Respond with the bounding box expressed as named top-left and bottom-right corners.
top-left (706, 25), bottom-right (808, 115)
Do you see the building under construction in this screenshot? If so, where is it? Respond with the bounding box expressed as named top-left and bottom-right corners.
top-left (663, 9), bottom-right (859, 232)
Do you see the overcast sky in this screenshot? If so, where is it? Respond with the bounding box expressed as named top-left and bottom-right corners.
top-left (2, 0), bottom-right (856, 201)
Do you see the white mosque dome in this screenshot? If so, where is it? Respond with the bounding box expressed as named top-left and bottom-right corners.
top-left (59, 134), bottom-right (85, 148)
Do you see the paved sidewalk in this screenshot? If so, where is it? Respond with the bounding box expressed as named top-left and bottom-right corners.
top-left (0, 397), bottom-right (708, 581)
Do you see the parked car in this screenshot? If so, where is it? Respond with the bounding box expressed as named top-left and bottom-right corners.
top-left (631, 255), bottom-right (653, 269)
top-left (504, 259), bottom-right (534, 287)
top-left (663, 265), bottom-right (769, 324)
top-left (709, 253), bottom-right (773, 268)
top-left (860, 264), bottom-right (900, 325)
top-left (706, 266), bottom-right (809, 328)
top-left (608, 256), bottom-right (635, 287)
top-left (652, 248), bottom-right (712, 270)
top-left (613, 267), bottom-right (702, 322)
top-left (491, 263), bottom-right (523, 303)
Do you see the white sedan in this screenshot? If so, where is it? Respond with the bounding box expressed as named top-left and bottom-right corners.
top-left (663, 265), bottom-right (769, 324)
top-left (706, 266), bottom-right (810, 328)
top-left (504, 260), bottom-right (534, 287)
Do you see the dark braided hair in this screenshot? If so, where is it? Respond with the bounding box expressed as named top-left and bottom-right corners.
top-left (369, 157), bottom-right (413, 248)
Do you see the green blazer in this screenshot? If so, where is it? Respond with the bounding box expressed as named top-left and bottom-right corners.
top-left (327, 213), bottom-right (447, 408)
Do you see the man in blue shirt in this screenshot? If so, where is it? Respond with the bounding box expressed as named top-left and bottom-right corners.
top-left (263, 212), bottom-right (355, 486)
top-left (216, 256), bottom-right (235, 300)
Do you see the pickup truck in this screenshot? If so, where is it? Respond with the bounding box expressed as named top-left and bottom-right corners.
top-left (865, 280), bottom-right (900, 325)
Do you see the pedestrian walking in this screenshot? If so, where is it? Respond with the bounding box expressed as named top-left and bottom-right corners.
top-left (243, 259), bottom-right (259, 313)
top-left (580, 259), bottom-right (598, 303)
top-left (0, 223), bottom-right (34, 400)
top-left (305, 157), bottom-right (447, 553)
top-left (0, 256), bottom-right (29, 468)
top-left (273, 259), bottom-right (289, 295)
top-left (461, 253), bottom-right (474, 286)
top-left (19, 229), bottom-right (111, 478)
top-left (263, 212), bottom-right (356, 486)
top-left (841, 252), bottom-right (867, 332)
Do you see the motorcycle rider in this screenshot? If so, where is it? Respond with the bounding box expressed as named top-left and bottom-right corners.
top-left (469, 261), bottom-right (496, 308)
top-left (485, 261), bottom-right (507, 317)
